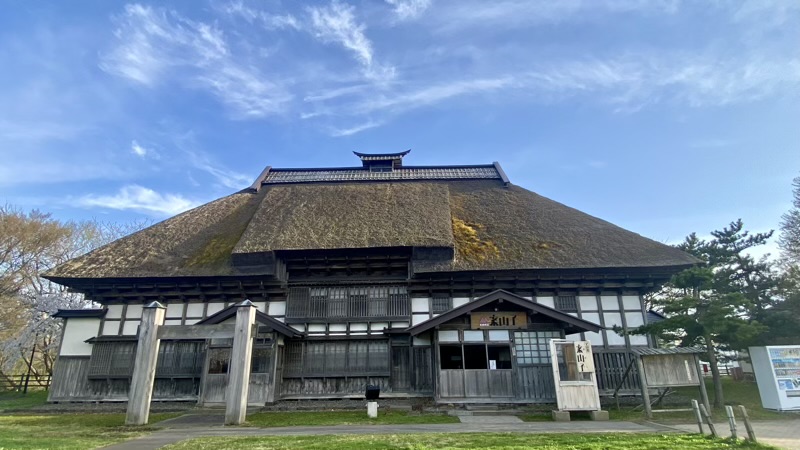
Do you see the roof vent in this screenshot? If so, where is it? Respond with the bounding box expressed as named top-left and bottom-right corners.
top-left (353, 150), bottom-right (410, 172)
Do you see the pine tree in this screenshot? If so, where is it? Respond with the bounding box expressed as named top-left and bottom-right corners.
top-left (636, 221), bottom-right (772, 408)
top-left (779, 176), bottom-right (800, 263)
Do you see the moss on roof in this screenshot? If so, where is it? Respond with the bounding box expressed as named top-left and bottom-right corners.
top-left (46, 178), bottom-right (698, 281)
top-left (46, 191), bottom-right (265, 279)
top-left (415, 181), bottom-right (698, 272)
top-left (233, 183), bottom-right (454, 253)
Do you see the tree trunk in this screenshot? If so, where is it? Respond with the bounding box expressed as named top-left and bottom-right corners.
top-left (705, 334), bottom-right (725, 409)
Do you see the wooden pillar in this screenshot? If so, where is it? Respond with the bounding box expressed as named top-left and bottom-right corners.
top-left (225, 300), bottom-right (256, 425)
top-left (125, 301), bottom-right (165, 426)
top-left (634, 355), bottom-right (652, 419)
top-left (694, 354), bottom-right (711, 413)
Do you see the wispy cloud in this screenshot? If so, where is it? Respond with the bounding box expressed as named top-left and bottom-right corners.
top-left (94, 1), bottom-right (799, 139)
top-left (428, 0), bottom-right (681, 32)
top-left (385, 0), bottom-right (431, 21)
top-left (308, 0), bottom-right (394, 81)
top-left (329, 120), bottom-right (383, 137)
top-left (219, 0), bottom-right (300, 30)
top-left (304, 55), bottom-right (800, 134)
top-left (130, 140), bottom-right (151, 157)
top-left (101, 3), bottom-right (291, 117)
top-left (77, 185), bottom-right (198, 216)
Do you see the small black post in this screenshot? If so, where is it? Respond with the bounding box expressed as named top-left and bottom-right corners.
top-left (23, 336), bottom-right (37, 394)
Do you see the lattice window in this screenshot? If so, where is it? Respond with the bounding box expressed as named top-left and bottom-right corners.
top-left (88, 341), bottom-right (137, 378)
top-left (431, 296), bottom-right (452, 314)
top-left (286, 286), bottom-right (409, 320)
top-left (555, 295), bottom-right (578, 312)
top-left (282, 340), bottom-right (390, 377)
top-left (513, 331), bottom-right (561, 365)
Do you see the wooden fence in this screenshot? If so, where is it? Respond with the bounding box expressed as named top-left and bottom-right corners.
top-left (593, 349), bottom-right (640, 394)
top-left (0, 374), bottom-right (51, 392)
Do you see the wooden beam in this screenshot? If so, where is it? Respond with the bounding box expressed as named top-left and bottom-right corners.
top-left (224, 300), bottom-right (256, 425)
top-left (125, 301), bottom-right (165, 426)
top-left (634, 355), bottom-right (653, 419)
top-left (157, 324), bottom-right (237, 340)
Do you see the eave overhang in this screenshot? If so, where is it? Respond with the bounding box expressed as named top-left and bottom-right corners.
top-left (405, 289), bottom-right (602, 336)
top-left (197, 303), bottom-right (304, 338)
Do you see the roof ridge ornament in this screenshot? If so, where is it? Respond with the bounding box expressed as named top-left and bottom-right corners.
top-left (353, 149), bottom-right (410, 170)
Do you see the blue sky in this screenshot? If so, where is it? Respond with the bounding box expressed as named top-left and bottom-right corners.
top-left (1, 0), bottom-right (798, 257)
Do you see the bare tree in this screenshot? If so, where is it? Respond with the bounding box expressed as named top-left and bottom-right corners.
top-left (0, 205), bottom-right (150, 385)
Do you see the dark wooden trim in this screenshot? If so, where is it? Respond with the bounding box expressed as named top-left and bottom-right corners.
top-left (493, 161), bottom-right (510, 185)
top-left (406, 289), bottom-right (602, 336)
top-left (198, 304), bottom-right (302, 338)
top-left (53, 309), bottom-right (107, 318)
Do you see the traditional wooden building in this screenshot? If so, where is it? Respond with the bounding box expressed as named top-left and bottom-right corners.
top-left (46, 151), bottom-right (697, 404)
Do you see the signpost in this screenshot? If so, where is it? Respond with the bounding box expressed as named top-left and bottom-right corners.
top-left (470, 312), bottom-right (527, 329)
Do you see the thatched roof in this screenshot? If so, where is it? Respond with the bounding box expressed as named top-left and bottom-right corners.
top-left (416, 181), bottom-right (698, 272)
top-left (46, 166), bottom-right (698, 281)
top-left (233, 183), bottom-right (453, 254)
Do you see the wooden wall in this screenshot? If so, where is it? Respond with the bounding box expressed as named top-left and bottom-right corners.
top-left (514, 365), bottom-right (556, 402)
top-left (280, 376), bottom-right (392, 398)
top-left (49, 357), bottom-right (91, 401)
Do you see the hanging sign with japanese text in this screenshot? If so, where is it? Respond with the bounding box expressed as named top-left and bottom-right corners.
top-left (574, 341), bottom-right (595, 373)
top-left (470, 312), bottom-right (527, 329)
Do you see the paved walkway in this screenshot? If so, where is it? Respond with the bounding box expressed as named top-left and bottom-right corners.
top-left (672, 419), bottom-right (800, 450)
top-left (103, 415), bottom-right (667, 450)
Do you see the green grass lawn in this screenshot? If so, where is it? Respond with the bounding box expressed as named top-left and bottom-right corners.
top-left (0, 413), bottom-right (181, 450)
top-left (0, 391), bottom-right (49, 412)
top-left (523, 378), bottom-right (799, 424)
top-left (162, 433), bottom-right (775, 450)
top-left (245, 410), bottom-right (459, 427)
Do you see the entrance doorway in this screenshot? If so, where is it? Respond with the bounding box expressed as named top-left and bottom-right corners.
top-left (437, 330), bottom-right (514, 399)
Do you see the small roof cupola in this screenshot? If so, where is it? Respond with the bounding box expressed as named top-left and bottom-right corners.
top-left (353, 150), bottom-right (410, 172)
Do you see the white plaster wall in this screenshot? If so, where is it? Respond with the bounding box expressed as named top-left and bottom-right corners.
top-left (101, 320), bottom-right (120, 335)
top-left (585, 331), bottom-right (604, 346)
top-left (621, 295), bottom-right (641, 310)
top-left (165, 319), bottom-right (182, 326)
top-left (350, 323), bottom-right (368, 331)
top-left (106, 305), bottom-right (123, 319)
top-left (329, 323), bottom-right (347, 332)
top-left (411, 314), bottom-right (429, 326)
top-left (121, 320), bottom-right (140, 335)
top-left (268, 301), bottom-right (286, 316)
top-left (206, 303), bottom-right (225, 316)
top-left (411, 298), bottom-right (430, 313)
top-left (290, 324), bottom-right (306, 332)
top-left (452, 298), bottom-right (470, 308)
top-left (391, 321), bottom-right (409, 328)
top-left (579, 296), bottom-right (598, 311)
top-left (186, 303), bottom-right (204, 318)
top-left (252, 301), bottom-right (267, 313)
top-left (370, 322), bottom-right (388, 330)
top-left (536, 296), bottom-right (555, 308)
top-left (625, 311), bottom-right (645, 328)
top-left (125, 304), bottom-right (143, 319)
top-left (165, 303), bottom-right (183, 318)
top-left (184, 319), bottom-right (200, 325)
top-left (582, 312), bottom-right (601, 326)
top-left (600, 295), bottom-right (619, 311)
top-left (603, 312), bottom-right (622, 329)
top-left (308, 324), bottom-right (326, 332)
top-left (60, 318), bottom-right (101, 356)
